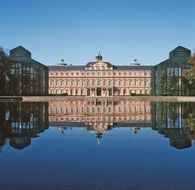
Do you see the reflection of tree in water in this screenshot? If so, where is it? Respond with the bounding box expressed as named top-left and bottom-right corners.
top-left (182, 103), bottom-right (195, 129)
top-left (186, 113), bottom-right (195, 133)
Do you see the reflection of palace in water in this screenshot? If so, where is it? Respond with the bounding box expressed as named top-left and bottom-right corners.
top-left (49, 100), bottom-right (151, 124)
top-left (0, 102), bottom-right (48, 152)
top-left (152, 102), bottom-right (195, 149)
top-left (49, 100), bottom-right (151, 143)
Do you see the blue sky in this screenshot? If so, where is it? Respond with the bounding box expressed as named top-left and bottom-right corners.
top-left (0, 0), bottom-right (195, 66)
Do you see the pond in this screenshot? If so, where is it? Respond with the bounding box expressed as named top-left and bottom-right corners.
top-left (0, 100), bottom-right (195, 190)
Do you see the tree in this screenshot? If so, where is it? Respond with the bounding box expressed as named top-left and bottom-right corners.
top-left (183, 54), bottom-right (195, 95)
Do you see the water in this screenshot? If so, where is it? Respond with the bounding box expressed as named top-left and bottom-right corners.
top-left (0, 100), bottom-right (195, 190)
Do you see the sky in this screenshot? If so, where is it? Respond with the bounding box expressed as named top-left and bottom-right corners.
top-left (0, 0), bottom-right (195, 66)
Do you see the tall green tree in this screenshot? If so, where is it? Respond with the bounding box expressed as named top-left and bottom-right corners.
top-left (183, 54), bottom-right (195, 95)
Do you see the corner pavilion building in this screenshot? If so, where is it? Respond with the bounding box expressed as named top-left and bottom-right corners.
top-left (48, 51), bottom-right (152, 96)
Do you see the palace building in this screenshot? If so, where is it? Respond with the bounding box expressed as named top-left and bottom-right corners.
top-left (48, 51), bottom-right (152, 96)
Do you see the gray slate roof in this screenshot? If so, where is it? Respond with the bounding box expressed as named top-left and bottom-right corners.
top-left (48, 65), bottom-right (152, 71)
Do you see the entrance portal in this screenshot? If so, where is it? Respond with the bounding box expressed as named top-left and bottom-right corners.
top-left (97, 88), bottom-right (101, 96)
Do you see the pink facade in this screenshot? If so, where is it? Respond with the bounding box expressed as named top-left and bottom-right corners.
top-left (49, 53), bottom-right (151, 96)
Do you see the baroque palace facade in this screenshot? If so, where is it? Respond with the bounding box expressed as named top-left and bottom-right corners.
top-left (48, 51), bottom-right (152, 96)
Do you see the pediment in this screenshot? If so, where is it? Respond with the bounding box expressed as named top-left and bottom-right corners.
top-left (86, 61), bottom-right (113, 70)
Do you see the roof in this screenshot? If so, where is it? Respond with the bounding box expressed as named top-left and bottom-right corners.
top-left (10, 46), bottom-right (31, 58)
top-left (171, 46), bottom-right (191, 53)
top-left (115, 65), bottom-right (152, 70)
top-left (48, 65), bottom-right (152, 71)
top-left (49, 65), bottom-right (85, 71)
